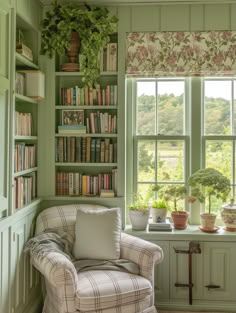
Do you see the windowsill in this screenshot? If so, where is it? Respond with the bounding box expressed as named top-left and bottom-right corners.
top-left (124, 225), bottom-right (236, 241)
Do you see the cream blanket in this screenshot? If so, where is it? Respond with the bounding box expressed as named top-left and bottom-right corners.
top-left (24, 229), bottom-right (139, 275)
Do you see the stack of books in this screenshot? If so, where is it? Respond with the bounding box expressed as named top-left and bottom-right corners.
top-left (58, 125), bottom-right (86, 134)
top-left (148, 219), bottom-right (172, 232)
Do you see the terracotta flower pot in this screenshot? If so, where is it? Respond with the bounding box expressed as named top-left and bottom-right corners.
top-left (66, 31), bottom-right (80, 63)
top-left (171, 211), bottom-right (189, 230)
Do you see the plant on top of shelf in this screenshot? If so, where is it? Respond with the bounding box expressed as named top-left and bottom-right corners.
top-left (40, 0), bottom-right (118, 86)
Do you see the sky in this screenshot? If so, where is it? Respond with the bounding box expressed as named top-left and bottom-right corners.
top-left (137, 79), bottom-right (234, 100)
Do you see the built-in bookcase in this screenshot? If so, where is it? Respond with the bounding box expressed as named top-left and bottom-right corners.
top-left (54, 73), bottom-right (118, 197)
top-left (11, 15), bottom-right (42, 213)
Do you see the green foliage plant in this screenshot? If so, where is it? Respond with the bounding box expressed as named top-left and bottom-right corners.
top-left (151, 199), bottom-right (169, 210)
top-left (40, 0), bottom-right (118, 86)
top-left (128, 193), bottom-right (149, 215)
top-left (188, 168), bottom-right (231, 214)
top-left (162, 185), bottom-right (187, 211)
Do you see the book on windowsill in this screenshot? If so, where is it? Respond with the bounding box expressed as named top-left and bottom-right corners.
top-left (148, 219), bottom-right (172, 232)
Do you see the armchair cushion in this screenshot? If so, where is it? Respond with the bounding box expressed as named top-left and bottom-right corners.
top-left (76, 269), bottom-right (152, 311)
top-left (73, 207), bottom-right (121, 260)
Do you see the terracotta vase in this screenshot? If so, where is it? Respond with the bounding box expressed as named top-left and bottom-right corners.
top-left (66, 32), bottom-right (80, 63)
top-left (171, 210), bottom-right (189, 230)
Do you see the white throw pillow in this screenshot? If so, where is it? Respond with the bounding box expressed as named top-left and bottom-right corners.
top-left (73, 207), bottom-right (121, 260)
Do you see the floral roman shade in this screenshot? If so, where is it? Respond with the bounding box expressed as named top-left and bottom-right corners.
top-left (126, 31), bottom-right (236, 76)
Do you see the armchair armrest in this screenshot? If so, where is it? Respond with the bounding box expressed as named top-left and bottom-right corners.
top-left (31, 251), bottom-right (79, 290)
top-left (120, 233), bottom-right (164, 282)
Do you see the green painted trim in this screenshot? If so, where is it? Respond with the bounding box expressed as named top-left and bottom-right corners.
top-left (15, 52), bottom-right (39, 69)
top-left (55, 105), bottom-right (117, 110)
top-left (15, 93), bottom-right (38, 104)
top-left (55, 162), bottom-right (118, 166)
top-left (14, 167), bottom-right (38, 177)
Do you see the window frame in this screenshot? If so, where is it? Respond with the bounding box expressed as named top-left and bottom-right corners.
top-left (126, 77), bottom-right (191, 211)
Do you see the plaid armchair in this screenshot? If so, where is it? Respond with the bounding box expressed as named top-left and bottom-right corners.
top-left (31, 204), bottom-right (164, 313)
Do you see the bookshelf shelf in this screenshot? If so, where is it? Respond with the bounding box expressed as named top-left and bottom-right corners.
top-left (14, 167), bottom-right (38, 177)
top-left (15, 52), bottom-right (39, 70)
top-left (55, 133), bottom-right (117, 138)
top-left (14, 135), bottom-right (38, 141)
top-left (15, 198), bottom-right (41, 211)
top-left (15, 93), bottom-right (38, 104)
top-left (55, 71), bottom-right (117, 77)
top-left (55, 105), bottom-right (117, 110)
top-left (55, 162), bottom-right (117, 166)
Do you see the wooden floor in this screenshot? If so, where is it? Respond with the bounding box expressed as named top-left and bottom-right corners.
top-left (158, 311), bottom-right (235, 313)
top-left (35, 310), bottom-right (233, 313)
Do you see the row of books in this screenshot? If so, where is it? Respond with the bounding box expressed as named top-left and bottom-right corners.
top-left (15, 72), bottom-right (25, 95)
top-left (60, 84), bottom-right (117, 106)
top-left (15, 111), bottom-right (33, 136)
top-left (14, 143), bottom-right (36, 173)
top-left (86, 112), bottom-right (117, 134)
top-left (55, 169), bottom-right (117, 196)
top-left (55, 137), bottom-right (117, 163)
top-left (14, 172), bottom-right (37, 209)
top-left (58, 112), bottom-right (117, 135)
top-left (58, 125), bottom-right (87, 135)
top-left (101, 42), bottom-right (118, 72)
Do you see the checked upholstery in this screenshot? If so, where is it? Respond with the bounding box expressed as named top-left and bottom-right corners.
top-left (32, 204), bottom-right (164, 313)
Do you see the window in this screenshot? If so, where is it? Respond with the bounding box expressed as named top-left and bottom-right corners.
top-left (203, 78), bottom-right (236, 214)
top-left (127, 77), bottom-right (235, 221)
top-left (127, 78), bottom-right (189, 209)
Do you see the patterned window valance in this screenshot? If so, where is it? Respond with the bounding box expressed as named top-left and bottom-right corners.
top-left (126, 31), bottom-right (236, 77)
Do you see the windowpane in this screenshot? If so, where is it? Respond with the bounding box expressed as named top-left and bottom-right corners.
top-left (137, 141), bottom-right (155, 182)
top-left (234, 81), bottom-right (236, 135)
top-left (158, 81), bottom-right (185, 135)
top-left (137, 81), bottom-right (156, 135)
top-left (204, 80), bottom-right (231, 135)
top-left (157, 141), bottom-right (184, 182)
top-left (205, 141), bottom-right (232, 181)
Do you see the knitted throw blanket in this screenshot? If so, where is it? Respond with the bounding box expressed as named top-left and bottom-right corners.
top-left (24, 230), bottom-right (140, 275)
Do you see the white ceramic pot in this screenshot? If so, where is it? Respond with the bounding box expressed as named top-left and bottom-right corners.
top-left (200, 213), bottom-right (216, 230)
top-left (151, 207), bottom-right (167, 223)
top-left (129, 209), bottom-right (150, 230)
top-left (221, 200), bottom-right (236, 231)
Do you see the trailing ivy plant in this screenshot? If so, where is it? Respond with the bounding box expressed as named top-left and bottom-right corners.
top-left (40, 0), bottom-right (118, 86)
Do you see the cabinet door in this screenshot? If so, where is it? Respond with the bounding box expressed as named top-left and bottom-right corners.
top-left (203, 242), bottom-right (236, 301)
top-left (10, 217), bottom-right (28, 313)
top-left (152, 240), bottom-right (169, 301)
top-left (25, 212), bottom-right (41, 304)
top-left (169, 241), bottom-right (203, 300)
top-left (0, 0), bottom-right (10, 215)
top-left (0, 225), bottom-right (11, 313)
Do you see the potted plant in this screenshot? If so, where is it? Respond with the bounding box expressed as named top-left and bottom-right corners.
top-left (40, 0), bottom-right (118, 86)
top-left (188, 168), bottom-right (231, 231)
top-left (163, 185), bottom-right (188, 229)
top-left (151, 199), bottom-right (169, 223)
top-left (128, 193), bottom-right (150, 230)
